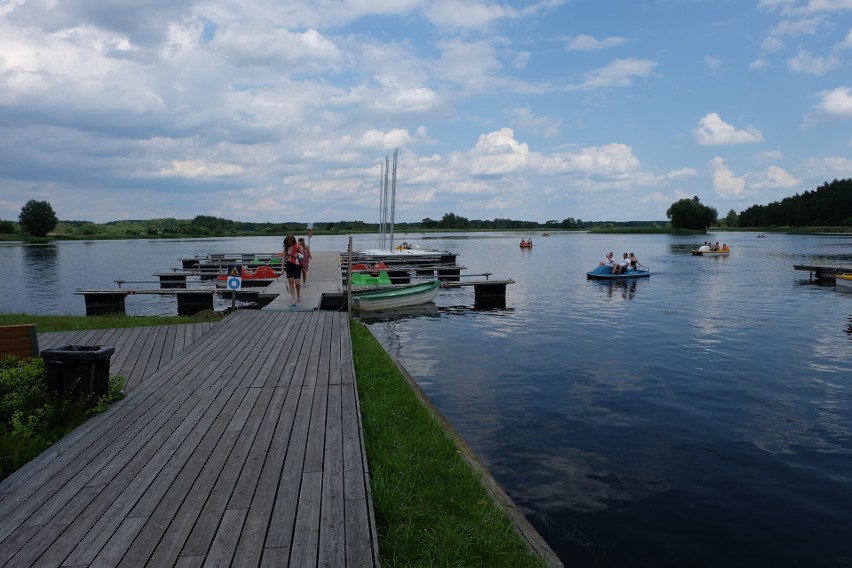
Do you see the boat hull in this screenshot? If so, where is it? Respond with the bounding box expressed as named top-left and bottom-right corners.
top-left (691, 250), bottom-right (730, 256)
top-left (351, 279), bottom-right (441, 311)
top-left (586, 265), bottom-right (651, 279)
top-left (837, 274), bottom-right (852, 293)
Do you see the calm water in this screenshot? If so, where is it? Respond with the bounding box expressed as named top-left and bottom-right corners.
top-left (3, 232), bottom-right (852, 566)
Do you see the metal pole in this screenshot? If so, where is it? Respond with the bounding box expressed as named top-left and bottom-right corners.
top-left (347, 236), bottom-right (353, 316)
top-left (390, 148), bottom-right (397, 250)
top-left (378, 161), bottom-right (385, 250)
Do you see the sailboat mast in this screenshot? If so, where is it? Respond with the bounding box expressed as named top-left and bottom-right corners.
top-left (389, 148), bottom-right (397, 250)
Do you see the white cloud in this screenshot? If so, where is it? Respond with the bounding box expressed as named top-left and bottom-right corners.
top-left (709, 157), bottom-right (746, 197)
top-left (836, 29), bottom-right (852, 50)
top-left (808, 86), bottom-right (852, 121)
top-left (749, 58), bottom-right (770, 70)
top-left (800, 155), bottom-right (852, 178)
top-left (759, 0), bottom-right (852, 15)
top-left (787, 48), bottom-right (839, 74)
top-left (565, 34), bottom-right (627, 51)
top-left (704, 56), bottom-right (723, 73)
top-left (159, 159), bottom-right (243, 178)
top-left (510, 106), bottom-right (561, 138)
top-left (694, 113), bottom-right (764, 145)
top-left (747, 165), bottom-right (802, 189)
top-left (566, 58), bottom-right (657, 91)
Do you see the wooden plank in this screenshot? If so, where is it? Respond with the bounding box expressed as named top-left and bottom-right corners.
top-left (289, 470), bottom-right (322, 567)
top-left (231, 385), bottom-right (301, 568)
top-left (264, 385), bottom-right (315, 550)
top-left (319, 383), bottom-right (345, 568)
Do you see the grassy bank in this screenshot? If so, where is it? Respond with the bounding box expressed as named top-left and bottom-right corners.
top-left (350, 320), bottom-right (548, 567)
top-left (0, 311), bottom-right (225, 332)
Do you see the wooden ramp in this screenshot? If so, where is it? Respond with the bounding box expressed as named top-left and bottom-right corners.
top-left (38, 322), bottom-right (217, 391)
top-left (0, 310), bottom-right (378, 567)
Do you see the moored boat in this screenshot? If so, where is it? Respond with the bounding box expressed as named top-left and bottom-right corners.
top-left (586, 265), bottom-right (651, 279)
top-left (215, 265), bottom-right (279, 287)
top-left (691, 247), bottom-right (731, 256)
top-left (351, 279), bottom-right (441, 311)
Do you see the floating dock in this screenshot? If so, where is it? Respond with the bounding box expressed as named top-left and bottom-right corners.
top-left (793, 264), bottom-right (852, 283)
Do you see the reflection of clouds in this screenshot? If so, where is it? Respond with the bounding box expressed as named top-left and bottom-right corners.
top-left (742, 380), bottom-right (852, 460)
top-left (491, 447), bottom-right (671, 514)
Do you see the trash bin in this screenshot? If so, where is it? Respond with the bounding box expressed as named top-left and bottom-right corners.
top-left (42, 345), bottom-right (115, 402)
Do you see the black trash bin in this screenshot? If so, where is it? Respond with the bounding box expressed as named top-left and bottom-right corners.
top-left (42, 345), bottom-right (115, 401)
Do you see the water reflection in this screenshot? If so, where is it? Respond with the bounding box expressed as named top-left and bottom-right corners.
top-left (22, 244), bottom-right (61, 313)
top-left (589, 278), bottom-right (644, 300)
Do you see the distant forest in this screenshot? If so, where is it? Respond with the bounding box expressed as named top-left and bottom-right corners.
top-left (2, 178), bottom-right (850, 238)
top-left (737, 178), bottom-right (852, 228)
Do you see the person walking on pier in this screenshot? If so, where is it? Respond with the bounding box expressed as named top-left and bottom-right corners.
top-left (298, 237), bottom-right (312, 286)
top-left (283, 235), bottom-right (302, 306)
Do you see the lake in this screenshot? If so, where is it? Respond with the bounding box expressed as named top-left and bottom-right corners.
top-left (3, 232), bottom-right (852, 567)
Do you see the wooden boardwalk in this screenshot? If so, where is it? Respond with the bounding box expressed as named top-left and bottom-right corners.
top-left (39, 323), bottom-right (217, 391)
top-left (0, 310), bottom-right (378, 567)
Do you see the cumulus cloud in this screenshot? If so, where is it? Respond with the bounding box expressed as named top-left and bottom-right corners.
top-left (566, 58), bottom-right (657, 91)
top-left (709, 158), bottom-right (801, 197)
top-left (709, 157), bottom-right (746, 197)
top-left (809, 86), bottom-right (852, 120)
top-left (748, 165), bottom-right (802, 189)
top-left (694, 113), bottom-right (764, 145)
top-left (565, 34), bottom-right (627, 51)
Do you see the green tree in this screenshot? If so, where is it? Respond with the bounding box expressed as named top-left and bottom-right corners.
top-left (724, 209), bottom-right (739, 228)
top-left (666, 196), bottom-right (717, 230)
top-left (18, 200), bottom-right (58, 237)
top-left (0, 220), bottom-right (16, 234)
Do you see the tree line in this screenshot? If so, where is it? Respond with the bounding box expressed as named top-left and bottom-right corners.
top-left (737, 178), bottom-right (852, 228)
top-left (3, 178), bottom-right (850, 238)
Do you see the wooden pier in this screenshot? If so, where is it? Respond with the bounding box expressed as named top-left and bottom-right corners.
top-left (794, 264), bottom-right (852, 283)
top-left (0, 310), bottom-right (378, 567)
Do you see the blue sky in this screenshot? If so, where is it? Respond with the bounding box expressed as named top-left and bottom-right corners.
top-left (1, 0), bottom-right (850, 224)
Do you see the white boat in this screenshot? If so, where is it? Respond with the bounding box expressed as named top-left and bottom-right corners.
top-left (836, 273), bottom-right (852, 293)
top-left (351, 279), bottom-right (441, 311)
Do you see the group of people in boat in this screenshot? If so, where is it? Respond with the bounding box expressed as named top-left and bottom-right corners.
top-left (520, 238), bottom-right (533, 246)
top-left (697, 241), bottom-right (730, 252)
top-left (600, 251), bottom-right (641, 274)
top-left (396, 241), bottom-right (414, 250)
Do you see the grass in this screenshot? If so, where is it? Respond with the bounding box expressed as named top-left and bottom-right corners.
top-left (350, 320), bottom-right (548, 568)
top-left (0, 311), bottom-right (225, 332)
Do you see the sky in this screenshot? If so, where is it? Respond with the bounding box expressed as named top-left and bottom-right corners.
top-left (1, 0), bottom-right (851, 224)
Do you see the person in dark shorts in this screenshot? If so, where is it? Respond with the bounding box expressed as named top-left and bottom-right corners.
top-left (283, 234), bottom-right (302, 305)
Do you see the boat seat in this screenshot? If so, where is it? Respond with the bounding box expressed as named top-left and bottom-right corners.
top-left (351, 273), bottom-right (369, 286)
top-left (351, 273), bottom-right (380, 286)
top-left (377, 272), bottom-right (392, 286)
top-left (352, 263), bottom-right (369, 271)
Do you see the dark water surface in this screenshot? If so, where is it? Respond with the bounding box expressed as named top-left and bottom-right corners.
top-left (3, 232), bottom-right (852, 566)
top-left (361, 232), bottom-right (852, 568)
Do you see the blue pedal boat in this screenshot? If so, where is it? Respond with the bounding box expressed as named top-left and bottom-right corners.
top-left (586, 265), bottom-right (651, 280)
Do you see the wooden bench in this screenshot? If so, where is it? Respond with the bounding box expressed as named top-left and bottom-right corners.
top-left (0, 324), bottom-right (39, 359)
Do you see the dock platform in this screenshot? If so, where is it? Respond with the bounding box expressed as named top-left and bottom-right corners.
top-left (0, 310), bottom-right (378, 567)
top-left (793, 264), bottom-right (852, 283)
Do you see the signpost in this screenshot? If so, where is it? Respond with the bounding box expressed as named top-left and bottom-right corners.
top-left (226, 264), bottom-right (242, 310)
